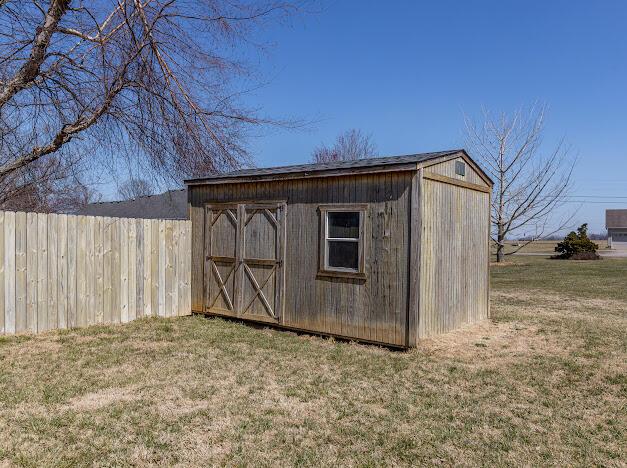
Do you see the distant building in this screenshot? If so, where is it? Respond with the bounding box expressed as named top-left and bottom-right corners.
top-left (78, 189), bottom-right (188, 219)
top-left (606, 209), bottom-right (627, 248)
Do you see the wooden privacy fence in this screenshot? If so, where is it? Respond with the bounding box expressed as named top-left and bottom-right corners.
top-left (0, 211), bottom-right (191, 336)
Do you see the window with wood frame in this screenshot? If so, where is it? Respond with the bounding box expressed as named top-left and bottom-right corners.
top-left (318, 205), bottom-right (366, 278)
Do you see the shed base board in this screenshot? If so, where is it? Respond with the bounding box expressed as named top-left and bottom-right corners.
top-left (192, 309), bottom-right (409, 349)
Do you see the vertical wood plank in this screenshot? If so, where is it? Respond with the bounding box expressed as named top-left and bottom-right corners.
top-left (158, 219), bottom-right (166, 317)
top-left (0, 212), bottom-right (4, 335)
top-left (186, 221), bottom-right (192, 315)
top-left (67, 215), bottom-right (77, 329)
top-left (408, 170), bottom-right (422, 345)
top-left (37, 213), bottom-right (48, 332)
top-left (77, 216), bottom-right (88, 328)
top-left (57, 214), bottom-right (68, 329)
top-left (95, 216), bottom-right (104, 324)
top-left (86, 216), bottom-right (95, 325)
top-left (47, 213), bottom-right (58, 331)
top-left (176, 222), bottom-right (186, 316)
top-left (165, 220), bottom-right (174, 318)
top-left (136, 219), bottom-right (144, 317)
top-left (13, 212), bottom-right (27, 333)
top-left (128, 219), bottom-right (137, 321)
top-left (103, 218), bottom-right (112, 323)
top-left (26, 213), bottom-right (38, 333)
top-left (4, 211), bottom-right (16, 335)
top-left (143, 219), bottom-right (152, 316)
top-left (151, 219), bottom-right (159, 316)
top-left (111, 218), bottom-right (121, 323)
top-left (120, 218), bottom-right (129, 323)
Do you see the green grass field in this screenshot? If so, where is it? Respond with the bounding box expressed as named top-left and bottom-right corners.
top-left (0, 257), bottom-right (625, 466)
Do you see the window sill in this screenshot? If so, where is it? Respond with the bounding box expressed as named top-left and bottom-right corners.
top-left (317, 269), bottom-right (366, 280)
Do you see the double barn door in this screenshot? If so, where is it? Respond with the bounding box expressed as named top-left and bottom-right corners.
top-left (204, 202), bottom-right (286, 323)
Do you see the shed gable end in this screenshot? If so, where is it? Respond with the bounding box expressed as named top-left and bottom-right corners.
top-left (422, 156), bottom-right (491, 188)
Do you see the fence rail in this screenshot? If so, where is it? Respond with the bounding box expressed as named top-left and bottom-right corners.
top-left (0, 211), bottom-right (191, 336)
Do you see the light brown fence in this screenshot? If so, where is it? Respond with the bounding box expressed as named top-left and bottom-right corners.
top-left (0, 211), bottom-right (191, 336)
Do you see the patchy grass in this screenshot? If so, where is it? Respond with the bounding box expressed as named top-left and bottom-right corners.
top-left (0, 257), bottom-right (625, 466)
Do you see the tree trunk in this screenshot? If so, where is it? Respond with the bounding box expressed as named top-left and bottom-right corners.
top-left (496, 223), bottom-right (505, 263)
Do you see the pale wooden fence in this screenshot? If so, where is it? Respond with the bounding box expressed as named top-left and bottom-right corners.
top-left (0, 211), bottom-right (191, 336)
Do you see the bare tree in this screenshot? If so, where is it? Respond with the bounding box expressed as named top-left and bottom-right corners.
top-left (0, 0), bottom-right (296, 195)
top-left (117, 178), bottom-right (154, 200)
top-left (312, 129), bottom-right (377, 163)
top-left (464, 105), bottom-right (576, 262)
top-left (0, 154), bottom-right (98, 212)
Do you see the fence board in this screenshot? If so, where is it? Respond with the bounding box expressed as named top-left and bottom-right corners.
top-left (0, 212), bottom-right (4, 334)
top-left (37, 213), bottom-right (48, 332)
top-left (67, 215), bottom-right (77, 328)
top-left (165, 221), bottom-right (174, 318)
top-left (47, 214), bottom-right (58, 330)
top-left (128, 219), bottom-right (137, 322)
top-left (103, 217), bottom-right (113, 323)
top-left (26, 213), bottom-right (37, 332)
top-left (143, 219), bottom-right (152, 317)
top-left (120, 218), bottom-right (129, 323)
top-left (158, 220), bottom-right (166, 317)
top-left (4, 211), bottom-right (15, 334)
top-left (57, 215), bottom-right (68, 329)
top-left (95, 216), bottom-right (104, 324)
top-left (86, 216), bottom-right (95, 325)
top-left (15, 212), bottom-right (27, 333)
top-left (77, 216), bottom-right (87, 328)
top-left (0, 211), bottom-right (191, 336)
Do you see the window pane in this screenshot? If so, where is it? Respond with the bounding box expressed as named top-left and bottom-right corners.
top-left (328, 240), bottom-right (359, 270)
top-left (328, 211), bottom-right (360, 238)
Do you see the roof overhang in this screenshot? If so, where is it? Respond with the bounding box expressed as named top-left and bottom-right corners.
top-left (184, 149), bottom-right (494, 187)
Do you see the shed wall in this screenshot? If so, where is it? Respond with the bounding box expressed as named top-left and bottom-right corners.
top-left (418, 178), bottom-right (490, 337)
top-left (424, 156), bottom-right (490, 187)
top-left (189, 172), bottom-right (413, 346)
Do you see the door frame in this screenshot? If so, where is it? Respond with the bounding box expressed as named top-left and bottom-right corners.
top-left (203, 201), bottom-right (287, 324)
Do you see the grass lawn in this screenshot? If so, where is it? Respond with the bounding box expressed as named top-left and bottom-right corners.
top-left (1, 257), bottom-right (625, 466)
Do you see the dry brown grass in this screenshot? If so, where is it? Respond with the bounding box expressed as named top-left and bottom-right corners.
top-left (0, 257), bottom-right (625, 466)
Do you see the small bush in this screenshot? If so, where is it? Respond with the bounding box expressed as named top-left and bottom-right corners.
top-left (553, 224), bottom-right (600, 260)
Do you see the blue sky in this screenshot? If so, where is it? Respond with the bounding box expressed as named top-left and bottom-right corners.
top-left (237, 0), bottom-right (627, 234)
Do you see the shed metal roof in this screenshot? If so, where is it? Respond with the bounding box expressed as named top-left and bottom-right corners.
top-left (184, 149), bottom-right (479, 185)
top-left (606, 209), bottom-right (627, 229)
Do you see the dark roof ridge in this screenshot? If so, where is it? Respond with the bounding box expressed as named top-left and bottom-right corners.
top-left (185, 149), bottom-right (466, 184)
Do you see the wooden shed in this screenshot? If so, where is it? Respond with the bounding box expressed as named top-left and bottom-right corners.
top-left (185, 149), bottom-right (493, 348)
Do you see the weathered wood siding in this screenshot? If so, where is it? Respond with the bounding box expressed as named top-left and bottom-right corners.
top-left (189, 172), bottom-right (413, 346)
top-left (424, 156), bottom-right (490, 187)
top-left (418, 177), bottom-right (490, 337)
top-left (0, 211), bottom-right (191, 336)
